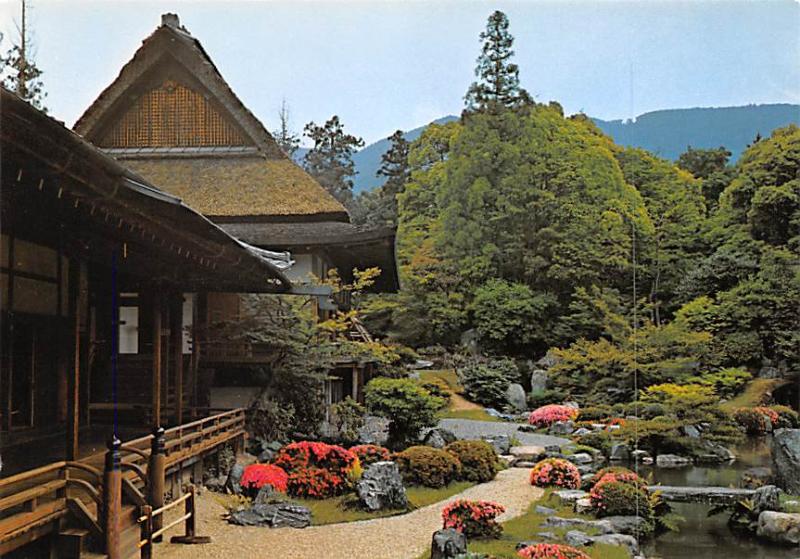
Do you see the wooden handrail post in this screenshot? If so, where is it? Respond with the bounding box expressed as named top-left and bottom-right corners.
top-left (103, 436), bottom-right (122, 559)
top-left (140, 504), bottom-right (153, 559)
top-left (148, 426), bottom-right (166, 542)
top-left (185, 485), bottom-right (196, 538)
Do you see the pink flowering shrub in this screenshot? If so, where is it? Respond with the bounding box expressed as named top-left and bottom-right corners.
top-left (529, 458), bottom-right (580, 489)
top-left (528, 405), bottom-right (579, 427)
top-left (518, 543), bottom-right (591, 559)
top-left (441, 499), bottom-right (505, 539)
top-left (589, 474), bottom-right (652, 518)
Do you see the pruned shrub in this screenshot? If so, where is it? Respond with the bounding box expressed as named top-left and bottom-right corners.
top-left (395, 446), bottom-right (461, 488)
top-left (441, 499), bottom-right (505, 539)
top-left (330, 397), bottom-right (366, 444)
top-left (350, 444), bottom-right (391, 467)
top-left (577, 405), bottom-right (613, 421)
top-left (365, 377), bottom-right (445, 449)
top-left (584, 466), bottom-right (636, 490)
top-left (459, 358), bottom-right (519, 408)
top-left (444, 440), bottom-right (498, 483)
top-left (770, 405), bottom-right (800, 428)
top-left (528, 404), bottom-right (579, 427)
top-left (590, 477), bottom-right (652, 519)
top-left (529, 458), bottom-right (580, 489)
top-left (517, 543), bottom-right (591, 559)
top-left (247, 393), bottom-right (295, 443)
top-left (239, 464), bottom-right (289, 495)
top-left (575, 431), bottom-right (612, 456)
top-left (273, 441), bottom-right (357, 498)
top-left (733, 407), bottom-right (778, 435)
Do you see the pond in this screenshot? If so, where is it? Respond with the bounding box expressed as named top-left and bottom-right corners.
top-left (640, 438), bottom-right (799, 559)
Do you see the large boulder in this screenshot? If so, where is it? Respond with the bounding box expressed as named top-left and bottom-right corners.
top-left (656, 454), bottom-right (692, 468)
top-left (225, 463), bottom-right (245, 495)
top-left (756, 511), bottom-right (800, 545)
top-left (548, 421), bottom-right (575, 436)
top-left (609, 443), bottom-right (630, 462)
top-left (505, 383), bottom-right (528, 412)
top-left (773, 429), bottom-right (800, 494)
top-left (753, 485), bottom-right (783, 514)
top-left (742, 467), bottom-right (773, 489)
top-left (423, 428), bottom-right (457, 449)
top-left (430, 528), bottom-right (467, 559)
top-left (592, 533), bottom-right (640, 556)
top-left (535, 352), bottom-right (559, 370)
top-left (356, 461), bottom-right (408, 512)
top-left (228, 502), bottom-right (312, 528)
top-left (483, 434), bottom-right (511, 455)
top-left (530, 369), bottom-right (549, 393)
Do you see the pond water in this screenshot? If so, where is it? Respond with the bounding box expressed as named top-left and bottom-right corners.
top-left (640, 438), bottom-right (800, 559)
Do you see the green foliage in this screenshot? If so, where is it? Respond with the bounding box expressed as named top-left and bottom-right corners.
top-left (330, 397), bottom-right (366, 444)
top-left (590, 479), bottom-right (653, 521)
top-left (576, 405), bottom-right (613, 421)
top-left (696, 368), bottom-right (752, 398)
top-left (353, 130), bottom-right (410, 228)
top-left (444, 440), bottom-right (498, 483)
top-left (364, 377), bottom-right (445, 449)
top-left (394, 446), bottom-right (462, 488)
top-left (459, 358), bottom-right (519, 408)
top-left (770, 405), bottom-right (800, 428)
top-left (575, 431), bottom-right (613, 457)
top-left (247, 394), bottom-right (295, 443)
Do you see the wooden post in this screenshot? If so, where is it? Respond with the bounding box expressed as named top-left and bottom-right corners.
top-left (66, 262), bottom-right (80, 460)
top-left (103, 436), bottom-right (122, 559)
top-left (170, 294), bottom-right (184, 425)
top-left (152, 293), bottom-right (162, 429)
top-left (185, 485), bottom-right (196, 538)
top-left (148, 426), bottom-right (166, 542)
top-left (140, 504), bottom-right (153, 559)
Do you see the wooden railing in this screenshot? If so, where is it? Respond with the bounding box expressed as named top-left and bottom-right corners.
top-left (138, 485), bottom-right (209, 558)
top-left (0, 408), bottom-right (245, 557)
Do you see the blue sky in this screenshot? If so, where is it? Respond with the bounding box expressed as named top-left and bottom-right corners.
top-left (1, 0), bottom-right (798, 145)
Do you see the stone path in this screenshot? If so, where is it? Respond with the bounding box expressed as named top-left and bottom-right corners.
top-left (439, 418), bottom-right (570, 448)
top-left (159, 468), bottom-right (544, 559)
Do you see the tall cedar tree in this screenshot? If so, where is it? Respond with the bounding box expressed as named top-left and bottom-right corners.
top-left (465, 10), bottom-right (530, 113)
top-left (272, 98), bottom-right (300, 158)
top-left (303, 116), bottom-right (365, 207)
top-left (1, 0), bottom-right (47, 111)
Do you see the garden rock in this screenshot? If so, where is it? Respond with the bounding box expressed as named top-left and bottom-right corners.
top-left (756, 511), bottom-right (800, 544)
top-left (509, 445), bottom-right (545, 462)
top-left (225, 463), bottom-right (245, 495)
top-left (530, 369), bottom-right (549, 393)
top-left (536, 352), bottom-right (559, 370)
top-left (513, 461), bottom-right (536, 468)
top-left (758, 365), bottom-right (781, 379)
top-left (573, 427), bottom-right (591, 436)
top-left (544, 444), bottom-right (561, 453)
top-left (695, 442), bottom-right (735, 464)
top-left (423, 428), bottom-right (457, 449)
top-left (753, 484), bottom-right (782, 514)
top-left (563, 401), bottom-right (580, 410)
top-left (593, 533), bottom-right (640, 555)
top-left (257, 448), bottom-right (276, 463)
top-left (565, 530), bottom-right (593, 547)
top-left (656, 454), bottom-right (692, 468)
top-left (544, 516), bottom-right (612, 534)
top-left (358, 415), bottom-right (390, 445)
top-left (604, 515), bottom-right (651, 536)
top-left (356, 461), bottom-right (408, 512)
top-left (568, 452), bottom-right (594, 465)
top-left (553, 490), bottom-right (589, 506)
top-left (431, 528), bottom-right (467, 559)
top-left (483, 434), bottom-right (511, 455)
top-left (610, 443), bottom-right (630, 462)
top-left (548, 421), bottom-right (575, 435)
top-left (535, 505), bottom-right (555, 515)
top-left (228, 502), bottom-right (312, 528)
top-left (505, 383), bottom-right (528, 412)
top-left (574, 497), bottom-right (592, 514)
top-left (681, 425), bottom-right (701, 438)
top-left (772, 429), bottom-right (800, 494)
top-left (253, 485), bottom-right (279, 505)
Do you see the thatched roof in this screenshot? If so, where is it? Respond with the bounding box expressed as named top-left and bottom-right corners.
top-left (74, 13), bottom-right (347, 222)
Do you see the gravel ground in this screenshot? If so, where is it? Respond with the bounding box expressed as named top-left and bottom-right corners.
top-left (438, 418), bottom-right (570, 448)
top-left (159, 468), bottom-right (544, 559)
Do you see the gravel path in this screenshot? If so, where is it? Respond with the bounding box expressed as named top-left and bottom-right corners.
top-left (159, 468), bottom-right (544, 559)
top-left (438, 418), bottom-right (570, 448)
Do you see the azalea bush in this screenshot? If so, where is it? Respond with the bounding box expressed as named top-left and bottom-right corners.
top-left (584, 466), bottom-right (636, 490)
top-left (517, 543), bottom-right (591, 559)
top-left (273, 441), bottom-right (358, 498)
top-left (770, 405), bottom-right (800, 428)
top-left (590, 476), bottom-right (652, 519)
top-left (350, 444), bottom-right (391, 467)
top-left (444, 440), bottom-right (498, 483)
top-left (528, 404), bottom-right (579, 427)
top-left (239, 464), bottom-right (289, 495)
top-left (395, 446), bottom-right (461, 488)
top-left (733, 407), bottom-right (779, 435)
top-left (529, 458), bottom-right (580, 489)
top-left (441, 499), bottom-right (505, 538)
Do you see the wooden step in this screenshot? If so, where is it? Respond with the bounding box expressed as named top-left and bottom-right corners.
top-left (57, 528), bottom-right (89, 558)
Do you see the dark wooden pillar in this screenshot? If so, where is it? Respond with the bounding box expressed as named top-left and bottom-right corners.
top-left (103, 436), bottom-right (122, 559)
top-left (148, 426), bottom-right (166, 540)
top-left (66, 262), bottom-right (80, 460)
top-left (170, 294), bottom-right (184, 425)
top-left (151, 292), bottom-right (162, 429)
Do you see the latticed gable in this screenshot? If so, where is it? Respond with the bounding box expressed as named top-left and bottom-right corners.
top-left (98, 80), bottom-right (251, 148)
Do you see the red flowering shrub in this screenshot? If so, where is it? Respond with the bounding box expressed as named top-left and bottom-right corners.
top-left (529, 458), bottom-right (580, 489)
top-left (585, 466), bottom-right (636, 489)
top-left (273, 441), bottom-right (357, 499)
top-left (350, 444), bottom-right (391, 467)
top-left (734, 407), bottom-right (779, 435)
top-left (239, 464), bottom-right (288, 493)
top-left (441, 499), bottom-right (505, 539)
top-left (528, 405), bottom-right (579, 427)
top-left (518, 543), bottom-right (591, 559)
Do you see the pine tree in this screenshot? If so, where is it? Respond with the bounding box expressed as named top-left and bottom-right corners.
top-left (1, 0), bottom-right (47, 111)
top-left (303, 116), bottom-right (364, 207)
top-left (272, 98), bottom-right (300, 158)
top-left (465, 10), bottom-right (530, 113)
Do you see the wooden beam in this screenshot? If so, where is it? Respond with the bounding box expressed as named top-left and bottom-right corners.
top-left (66, 260), bottom-right (80, 460)
top-left (151, 292), bottom-right (162, 429)
top-left (170, 293), bottom-right (184, 425)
